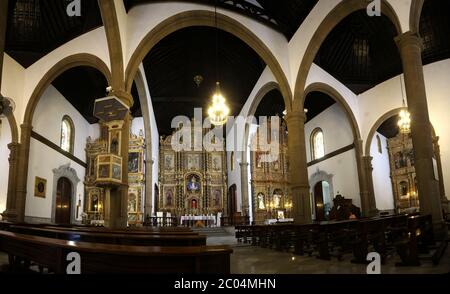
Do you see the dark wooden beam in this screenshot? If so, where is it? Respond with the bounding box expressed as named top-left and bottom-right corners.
top-left (0, 0), bottom-right (8, 90)
top-left (31, 131), bottom-right (87, 168)
top-left (307, 143), bottom-right (355, 167)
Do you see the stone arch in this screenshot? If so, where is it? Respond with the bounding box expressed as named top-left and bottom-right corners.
top-left (365, 107), bottom-right (437, 156)
top-left (410, 0), bottom-right (425, 34)
top-left (23, 53), bottom-right (112, 128)
top-left (365, 108), bottom-right (403, 156)
top-left (1, 98), bottom-right (19, 144)
top-left (133, 66), bottom-right (154, 218)
top-left (292, 0), bottom-right (403, 110)
top-left (125, 10), bottom-right (292, 112)
top-left (304, 82), bottom-right (361, 141)
top-left (51, 163), bottom-right (81, 224)
top-left (242, 81), bottom-right (281, 162)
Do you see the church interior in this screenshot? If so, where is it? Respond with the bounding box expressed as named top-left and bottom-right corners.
top-left (0, 0), bottom-right (449, 277)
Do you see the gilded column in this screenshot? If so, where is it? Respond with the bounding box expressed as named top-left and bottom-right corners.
top-left (285, 110), bottom-right (311, 224)
top-left (396, 32), bottom-right (443, 227)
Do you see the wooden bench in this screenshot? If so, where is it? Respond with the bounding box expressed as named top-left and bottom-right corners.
top-left (0, 231), bottom-right (232, 274)
top-left (7, 226), bottom-right (206, 246)
top-left (42, 225), bottom-right (196, 235)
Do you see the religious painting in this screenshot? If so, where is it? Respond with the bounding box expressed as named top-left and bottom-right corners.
top-left (128, 152), bottom-right (139, 173)
top-left (186, 174), bottom-right (201, 193)
top-left (257, 193), bottom-right (266, 210)
top-left (211, 188), bottom-right (222, 208)
top-left (34, 177), bottom-right (47, 198)
top-left (164, 187), bottom-right (175, 207)
top-left (164, 153), bottom-right (174, 171)
top-left (112, 165), bottom-right (121, 181)
top-left (98, 164), bottom-right (110, 178)
top-left (211, 154), bottom-right (222, 171)
top-left (187, 154), bottom-right (201, 170)
top-left (277, 210), bottom-right (285, 219)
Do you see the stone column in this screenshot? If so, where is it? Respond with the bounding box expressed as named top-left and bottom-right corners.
top-left (355, 139), bottom-right (378, 217)
top-left (396, 32), bottom-right (444, 227)
top-left (239, 161), bottom-right (250, 216)
top-left (285, 110), bottom-right (311, 224)
top-left (1, 142), bottom-right (20, 220)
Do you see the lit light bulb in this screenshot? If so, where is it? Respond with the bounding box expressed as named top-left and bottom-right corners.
top-left (208, 82), bottom-right (230, 126)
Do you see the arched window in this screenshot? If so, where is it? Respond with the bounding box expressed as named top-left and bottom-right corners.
top-left (311, 128), bottom-right (325, 160)
top-left (60, 115), bottom-right (74, 154)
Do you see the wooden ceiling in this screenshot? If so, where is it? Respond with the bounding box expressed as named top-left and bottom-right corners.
top-left (143, 26), bottom-right (265, 135)
top-left (123, 0), bottom-right (318, 40)
top-left (314, 10), bottom-right (402, 95)
top-left (3, 0), bottom-right (450, 131)
top-left (5, 0), bottom-right (102, 68)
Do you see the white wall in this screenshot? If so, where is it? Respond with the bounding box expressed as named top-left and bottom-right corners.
top-left (305, 103), bottom-right (361, 207)
top-left (370, 132), bottom-right (395, 210)
top-left (26, 85), bottom-right (99, 221)
top-left (0, 117), bottom-right (11, 217)
top-left (359, 59), bottom-right (450, 201)
top-left (226, 67), bottom-right (277, 213)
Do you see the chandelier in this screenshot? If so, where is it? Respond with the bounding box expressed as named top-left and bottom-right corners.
top-left (208, 82), bottom-right (230, 126)
top-left (207, 2), bottom-right (230, 126)
top-left (397, 76), bottom-right (411, 134)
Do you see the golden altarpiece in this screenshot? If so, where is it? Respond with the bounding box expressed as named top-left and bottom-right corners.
top-left (158, 123), bottom-right (227, 215)
top-left (250, 118), bottom-right (291, 224)
top-left (387, 132), bottom-right (443, 213)
top-left (84, 124), bottom-right (145, 225)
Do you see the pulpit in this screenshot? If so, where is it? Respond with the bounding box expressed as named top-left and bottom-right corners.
top-left (95, 154), bottom-right (122, 186)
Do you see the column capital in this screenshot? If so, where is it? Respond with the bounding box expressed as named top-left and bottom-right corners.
top-left (285, 110), bottom-right (306, 124)
top-left (395, 31), bottom-right (423, 52)
top-left (239, 162), bottom-right (249, 167)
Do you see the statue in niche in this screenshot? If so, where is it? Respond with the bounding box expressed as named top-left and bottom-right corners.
top-left (111, 137), bottom-right (119, 155)
top-left (213, 189), bottom-right (221, 207)
top-left (257, 193), bottom-right (266, 210)
top-left (191, 199), bottom-right (198, 209)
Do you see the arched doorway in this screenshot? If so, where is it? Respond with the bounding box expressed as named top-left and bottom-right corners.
top-left (55, 177), bottom-right (72, 224)
top-left (313, 181), bottom-right (331, 221)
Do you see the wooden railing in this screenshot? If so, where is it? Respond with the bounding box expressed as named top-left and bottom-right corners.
top-left (221, 216), bottom-right (250, 227)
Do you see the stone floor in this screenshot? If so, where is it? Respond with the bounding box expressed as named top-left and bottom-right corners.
top-left (207, 228), bottom-right (450, 274)
top-left (0, 228), bottom-right (448, 274)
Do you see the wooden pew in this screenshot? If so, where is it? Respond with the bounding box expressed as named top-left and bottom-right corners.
top-left (42, 225), bottom-right (195, 235)
top-left (6, 226), bottom-right (206, 246)
top-left (0, 231), bottom-right (232, 274)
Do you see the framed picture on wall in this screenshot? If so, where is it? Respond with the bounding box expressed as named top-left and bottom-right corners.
top-left (34, 177), bottom-right (47, 198)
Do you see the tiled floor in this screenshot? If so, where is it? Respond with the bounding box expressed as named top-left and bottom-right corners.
top-left (0, 230), bottom-right (448, 274)
top-left (208, 232), bottom-right (450, 274)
